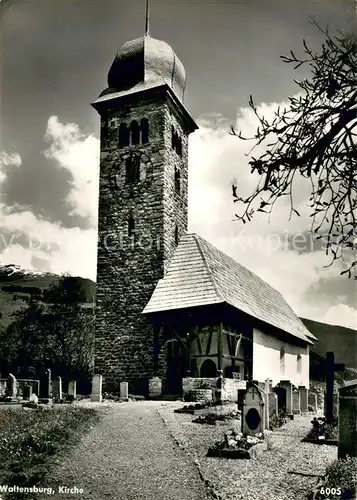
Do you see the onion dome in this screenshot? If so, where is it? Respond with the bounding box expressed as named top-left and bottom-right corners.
top-left (106, 34), bottom-right (186, 102)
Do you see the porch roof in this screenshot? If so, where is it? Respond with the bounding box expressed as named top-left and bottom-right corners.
top-left (142, 233), bottom-right (316, 344)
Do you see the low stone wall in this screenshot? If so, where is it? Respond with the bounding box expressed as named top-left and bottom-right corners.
top-left (182, 377), bottom-right (247, 402)
top-left (0, 378), bottom-right (40, 397)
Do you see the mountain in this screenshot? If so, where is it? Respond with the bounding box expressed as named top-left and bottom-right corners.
top-left (0, 265), bottom-right (95, 327)
top-left (300, 317), bottom-right (357, 373)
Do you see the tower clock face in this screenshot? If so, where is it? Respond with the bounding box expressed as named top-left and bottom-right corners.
top-left (110, 150), bottom-right (153, 197)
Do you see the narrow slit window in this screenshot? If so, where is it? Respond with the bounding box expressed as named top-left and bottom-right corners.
top-left (175, 225), bottom-right (179, 245)
top-left (280, 346), bottom-right (285, 374)
top-left (141, 118), bottom-right (149, 144)
top-left (130, 121), bottom-right (140, 145)
top-left (119, 123), bottom-right (129, 147)
top-left (128, 215), bottom-right (135, 237)
top-left (297, 354), bottom-right (302, 374)
top-left (175, 168), bottom-right (181, 195)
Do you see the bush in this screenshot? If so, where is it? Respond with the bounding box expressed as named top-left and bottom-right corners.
top-left (308, 416), bottom-right (338, 440)
top-left (324, 457), bottom-right (357, 499)
top-left (269, 410), bottom-right (288, 430)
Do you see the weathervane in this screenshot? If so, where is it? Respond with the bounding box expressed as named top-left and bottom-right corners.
top-left (145, 0), bottom-right (150, 36)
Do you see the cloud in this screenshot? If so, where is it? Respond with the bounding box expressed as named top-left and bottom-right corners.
top-left (44, 116), bottom-right (99, 224)
top-left (0, 151), bottom-right (22, 185)
top-left (188, 102), bottom-right (356, 329)
top-left (0, 103), bottom-right (355, 329)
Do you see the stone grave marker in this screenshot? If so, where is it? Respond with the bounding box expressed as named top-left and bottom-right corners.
top-left (39, 369), bottom-right (52, 401)
top-left (277, 380), bottom-right (293, 414)
top-left (338, 380), bottom-right (357, 459)
top-left (23, 385), bottom-right (33, 400)
top-left (293, 390), bottom-right (301, 414)
top-left (149, 377), bottom-right (162, 398)
top-left (91, 374), bottom-right (102, 402)
top-left (120, 382), bottom-right (129, 401)
top-left (319, 351), bottom-right (345, 423)
top-left (242, 381), bottom-right (266, 436)
top-left (308, 392), bottom-right (318, 413)
top-left (265, 378), bottom-right (272, 394)
top-left (6, 373), bottom-right (17, 399)
top-left (52, 376), bottom-right (63, 402)
top-left (268, 392), bottom-right (278, 418)
top-left (299, 386), bottom-right (308, 413)
top-left (68, 380), bottom-right (77, 400)
top-left (0, 380), bottom-right (7, 398)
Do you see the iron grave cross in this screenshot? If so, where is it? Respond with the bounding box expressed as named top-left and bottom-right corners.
top-left (322, 351), bottom-right (345, 423)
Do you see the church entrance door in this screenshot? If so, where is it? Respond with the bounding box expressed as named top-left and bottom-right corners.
top-left (165, 339), bottom-right (186, 395)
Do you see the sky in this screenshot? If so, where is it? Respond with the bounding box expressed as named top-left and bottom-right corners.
top-left (0, 0), bottom-right (356, 329)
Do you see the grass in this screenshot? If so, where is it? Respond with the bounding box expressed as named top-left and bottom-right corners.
top-left (0, 406), bottom-right (100, 498)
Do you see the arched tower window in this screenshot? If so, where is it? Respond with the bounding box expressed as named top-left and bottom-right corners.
top-left (130, 120), bottom-right (140, 145)
top-left (174, 168), bottom-right (181, 195)
top-left (171, 125), bottom-right (182, 156)
top-left (140, 118), bottom-right (149, 144)
top-left (119, 123), bottom-right (129, 148)
top-left (280, 346), bottom-right (285, 375)
top-left (128, 214), bottom-right (135, 237)
top-left (297, 354), bottom-right (302, 374)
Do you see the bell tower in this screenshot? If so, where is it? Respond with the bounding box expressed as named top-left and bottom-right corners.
top-left (91, 25), bottom-right (198, 392)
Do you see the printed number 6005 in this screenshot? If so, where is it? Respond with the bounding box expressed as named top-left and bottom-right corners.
top-left (320, 487), bottom-right (342, 496)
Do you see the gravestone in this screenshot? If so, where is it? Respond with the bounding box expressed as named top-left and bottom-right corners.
top-left (338, 380), bottom-right (357, 459)
top-left (39, 369), bottom-right (52, 400)
top-left (293, 390), bottom-right (301, 414)
top-left (261, 388), bottom-right (270, 430)
top-left (149, 377), bottom-right (162, 398)
top-left (91, 374), bottom-right (102, 402)
top-left (23, 385), bottom-right (33, 400)
top-left (265, 378), bottom-right (272, 394)
top-left (242, 381), bottom-right (266, 436)
top-left (68, 380), bottom-right (77, 400)
top-left (6, 373), bottom-right (17, 399)
top-left (308, 392), bottom-right (318, 413)
top-left (120, 382), bottom-right (129, 401)
top-left (237, 389), bottom-right (245, 411)
top-left (268, 392), bottom-right (278, 418)
top-left (278, 380), bottom-right (293, 414)
top-left (214, 370), bottom-right (224, 405)
top-left (299, 386), bottom-right (308, 413)
top-left (0, 380), bottom-right (7, 397)
top-left (52, 377), bottom-right (63, 402)
top-left (319, 351), bottom-right (345, 423)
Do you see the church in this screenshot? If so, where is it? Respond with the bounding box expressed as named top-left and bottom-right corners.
top-left (91, 18), bottom-right (317, 396)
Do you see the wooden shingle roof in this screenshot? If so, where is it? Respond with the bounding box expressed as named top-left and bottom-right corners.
top-left (142, 233), bottom-right (316, 344)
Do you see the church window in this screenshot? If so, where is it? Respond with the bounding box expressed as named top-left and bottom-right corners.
top-left (171, 126), bottom-right (182, 156)
top-left (174, 168), bottom-right (181, 195)
top-left (130, 120), bottom-right (140, 145)
top-left (141, 118), bottom-right (149, 144)
top-left (125, 155), bottom-right (140, 185)
top-left (297, 354), bottom-right (302, 374)
top-left (119, 123), bottom-right (130, 148)
top-left (128, 214), bottom-right (135, 237)
top-left (175, 225), bottom-right (179, 245)
top-left (280, 346), bottom-right (285, 374)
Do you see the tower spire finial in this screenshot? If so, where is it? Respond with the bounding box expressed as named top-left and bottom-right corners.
top-left (145, 0), bottom-right (150, 36)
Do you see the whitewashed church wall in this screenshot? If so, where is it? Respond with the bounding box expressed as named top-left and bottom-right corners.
top-left (252, 328), bottom-right (309, 388)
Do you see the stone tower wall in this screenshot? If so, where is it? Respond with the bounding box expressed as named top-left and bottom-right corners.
top-left (95, 89), bottom-right (190, 393)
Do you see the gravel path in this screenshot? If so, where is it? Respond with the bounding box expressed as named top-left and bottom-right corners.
top-left (159, 405), bottom-right (338, 500)
top-left (40, 401), bottom-right (211, 500)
